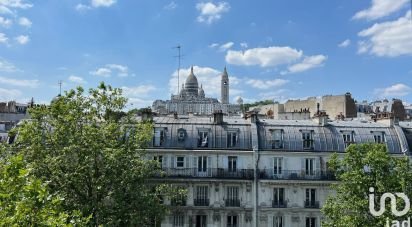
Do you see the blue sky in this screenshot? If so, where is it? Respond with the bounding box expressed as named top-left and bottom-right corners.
top-left (0, 0), bottom-right (411, 108)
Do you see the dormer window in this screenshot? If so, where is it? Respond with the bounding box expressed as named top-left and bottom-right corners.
top-left (372, 131), bottom-right (385, 143)
top-left (227, 131), bottom-right (238, 148)
top-left (342, 131), bottom-right (355, 148)
top-left (154, 127), bottom-right (166, 147)
top-left (302, 130), bottom-right (314, 150)
top-left (271, 129), bottom-right (283, 149)
top-left (177, 129), bottom-right (186, 142)
top-left (198, 130), bottom-right (209, 147)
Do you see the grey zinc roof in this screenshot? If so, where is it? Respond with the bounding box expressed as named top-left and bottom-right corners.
top-left (259, 119), bottom-right (407, 153)
top-left (147, 115), bottom-right (408, 154)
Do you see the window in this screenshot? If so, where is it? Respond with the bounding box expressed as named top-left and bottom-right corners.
top-left (373, 131), bottom-right (385, 143)
top-left (228, 156), bottom-right (237, 172)
top-left (194, 186), bottom-right (209, 206)
top-left (226, 186), bottom-right (240, 207)
top-left (227, 131), bottom-right (238, 148)
top-left (173, 215), bottom-right (184, 227)
top-left (227, 215), bottom-right (238, 227)
top-left (305, 188), bottom-right (317, 208)
top-left (305, 158), bottom-right (315, 176)
top-left (274, 216), bottom-right (283, 227)
top-left (273, 157), bottom-right (283, 175)
top-left (176, 156), bottom-right (185, 168)
top-left (177, 129), bottom-right (186, 142)
top-left (153, 155), bottom-right (163, 168)
top-left (198, 131), bottom-right (209, 147)
top-left (197, 156), bottom-right (208, 175)
top-left (273, 188), bottom-right (285, 207)
top-left (302, 131), bottom-right (314, 149)
top-left (195, 215), bottom-right (207, 227)
top-left (154, 128), bottom-right (166, 146)
top-left (342, 131), bottom-right (354, 148)
top-left (271, 129), bottom-right (283, 149)
top-left (171, 186), bottom-right (186, 206)
top-left (306, 217), bottom-right (316, 227)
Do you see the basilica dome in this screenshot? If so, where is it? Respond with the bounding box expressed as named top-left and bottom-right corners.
top-left (185, 66), bottom-right (199, 97)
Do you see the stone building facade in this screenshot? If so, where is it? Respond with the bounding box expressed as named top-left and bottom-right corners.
top-left (144, 111), bottom-right (410, 227)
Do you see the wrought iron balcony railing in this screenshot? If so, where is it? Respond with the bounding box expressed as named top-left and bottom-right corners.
top-left (304, 200), bottom-right (320, 208)
top-left (154, 168), bottom-right (254, 180)
top-left (258, 169), bottom-right (336, 181)
top-left (225, 199), bottom-right (241, 207)
top-left (272, 200), bottom-right (287, 208)
top-left (194, 198), bottom-right (210, 206)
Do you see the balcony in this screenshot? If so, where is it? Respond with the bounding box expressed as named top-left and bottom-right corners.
top-left (225, 199), bottom-right (241, 207)
top-left (304, 200), bottom-right (320, 209)
top-left (170, 198), bottom-right (186, 206)
top-left (155, 168), bottom-right (254, 180)
top-left (194, 198), bottom-right (210, 206)
top-left (272, 200), bottom-right (287, 208)
top-left (258, 169), bottom-right (336, 181)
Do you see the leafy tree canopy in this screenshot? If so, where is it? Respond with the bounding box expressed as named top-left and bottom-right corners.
top-left (9, 83), bottom-right (180, 226)
top-left (322, 144), bottom-right (412, 227)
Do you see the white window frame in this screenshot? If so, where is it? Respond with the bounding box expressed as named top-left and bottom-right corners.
top-left (342, 131), bottom-right (355, 148)
top-left (173, 215), bottom-right (184, 227)
top-left (271, 129), bottom-right (283, 149)
top-left (273, 157), bottom-right (283, 175)
top-left (228, 156), bottom-right (237, 172)
top-left (273, 216), bottom-right (284, 227)
top-left (176, 156), bottom-right (185, 168)
top-left (373, 131), bottom-right (385, 144)
top-left (305, 158), bottom-right (315, 176)
top-left (227, 131), bottom-right (238, 148)
top-left (302, 130), bottom-right (314, 149)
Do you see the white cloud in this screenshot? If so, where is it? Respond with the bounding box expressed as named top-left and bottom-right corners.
top-left (357, 11), bottom-right (412, 57)
top-left (0, 16), bottom-right (12, 27)
top-left (338, 39), bottom-right (351, 48)
top-left (374, 83), bottom-right (412, 97)
top-left (226, 46), bottom-right (303, 67)
top-left (258, 89), bottom-right (290, 103)
top-left (90, 64), bottom-right (129, 77)
top-left (18, 16), bottom-right (31, 27)
top-left (219, 42), bottom-right (234, 51)
top-left (209, 43), bottom-right (219, 48)
top-left (0, 87), bottom-right (21, 100)
top-left (75, 4), bottom-right (91, 11)
top-left (246, 79), bottom-right (289, 89)
top-left (76, 0), bottom-right (116, 11)
top-left (0, 0), bottom-right (33, 9)
top-left (240, 42), bottom-right (248, 48)
top-left (196, 2), bottom-right (230, 24)
top-left (91, 0), bottom-right (116, 7)
top-left (169, 66), bottom-right (243, 98)
top-left (15, 35), bottom-right (29, 44)
top-left (353, 0), bottom-right (409, 20)
top-left (0, 32), bottom-right (8, 43)
top-left (122, 85), bottom-right (156, 97)
top-left (90, 67), bottom-right (111, 77)
top-left (210, 42), bottom-right (234, 51)
top-left (0, 58), bottom-right (18, 72)
top-left (0, 76), bottom-right (39, 88)
top-left (0, 5), bottom-right (13, 14)
top-left (122, 85), bottom-right (156, 108)
top-left (282, 55), bottom-right (327, 74)
top-left (68, 75), bottom-right (86, 84)
top-left (164, 1), bottom-right (177, 10)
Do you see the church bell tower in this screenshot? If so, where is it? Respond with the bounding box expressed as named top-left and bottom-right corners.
top-left (221, 67), bottom-right (229, 104)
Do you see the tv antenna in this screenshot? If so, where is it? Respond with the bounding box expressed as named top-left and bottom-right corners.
top-left (58, 80), bottom-right (62, 96)
top-left (173, 45), bottom-right (184, 94)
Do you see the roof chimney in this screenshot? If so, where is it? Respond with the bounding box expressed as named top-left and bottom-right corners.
top-left (213, 110), bottom-right (224, 124)
top-left (141, 108), bottom-right (153, 122)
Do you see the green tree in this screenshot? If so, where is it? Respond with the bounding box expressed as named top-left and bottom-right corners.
top-left (13, 83), bottom-right (177, 226)
top-left (322, 144), bottom-right (412, 227)
top-left (0, 147), bottom-right (87, 226)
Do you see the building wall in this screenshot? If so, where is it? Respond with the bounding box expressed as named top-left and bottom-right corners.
top-left (145, 114), bottom-right (410, 227)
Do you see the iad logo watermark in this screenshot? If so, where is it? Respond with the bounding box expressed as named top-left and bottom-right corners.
top-left (369, 187), bottom-right (411, 226)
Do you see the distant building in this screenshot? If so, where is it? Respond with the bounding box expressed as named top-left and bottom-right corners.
top-left (152, 67), bottom-right (241, 115)
top-left (251, 93), bottom-right (357, 120)
top-left (0, 100), bottom-right (32, 142)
